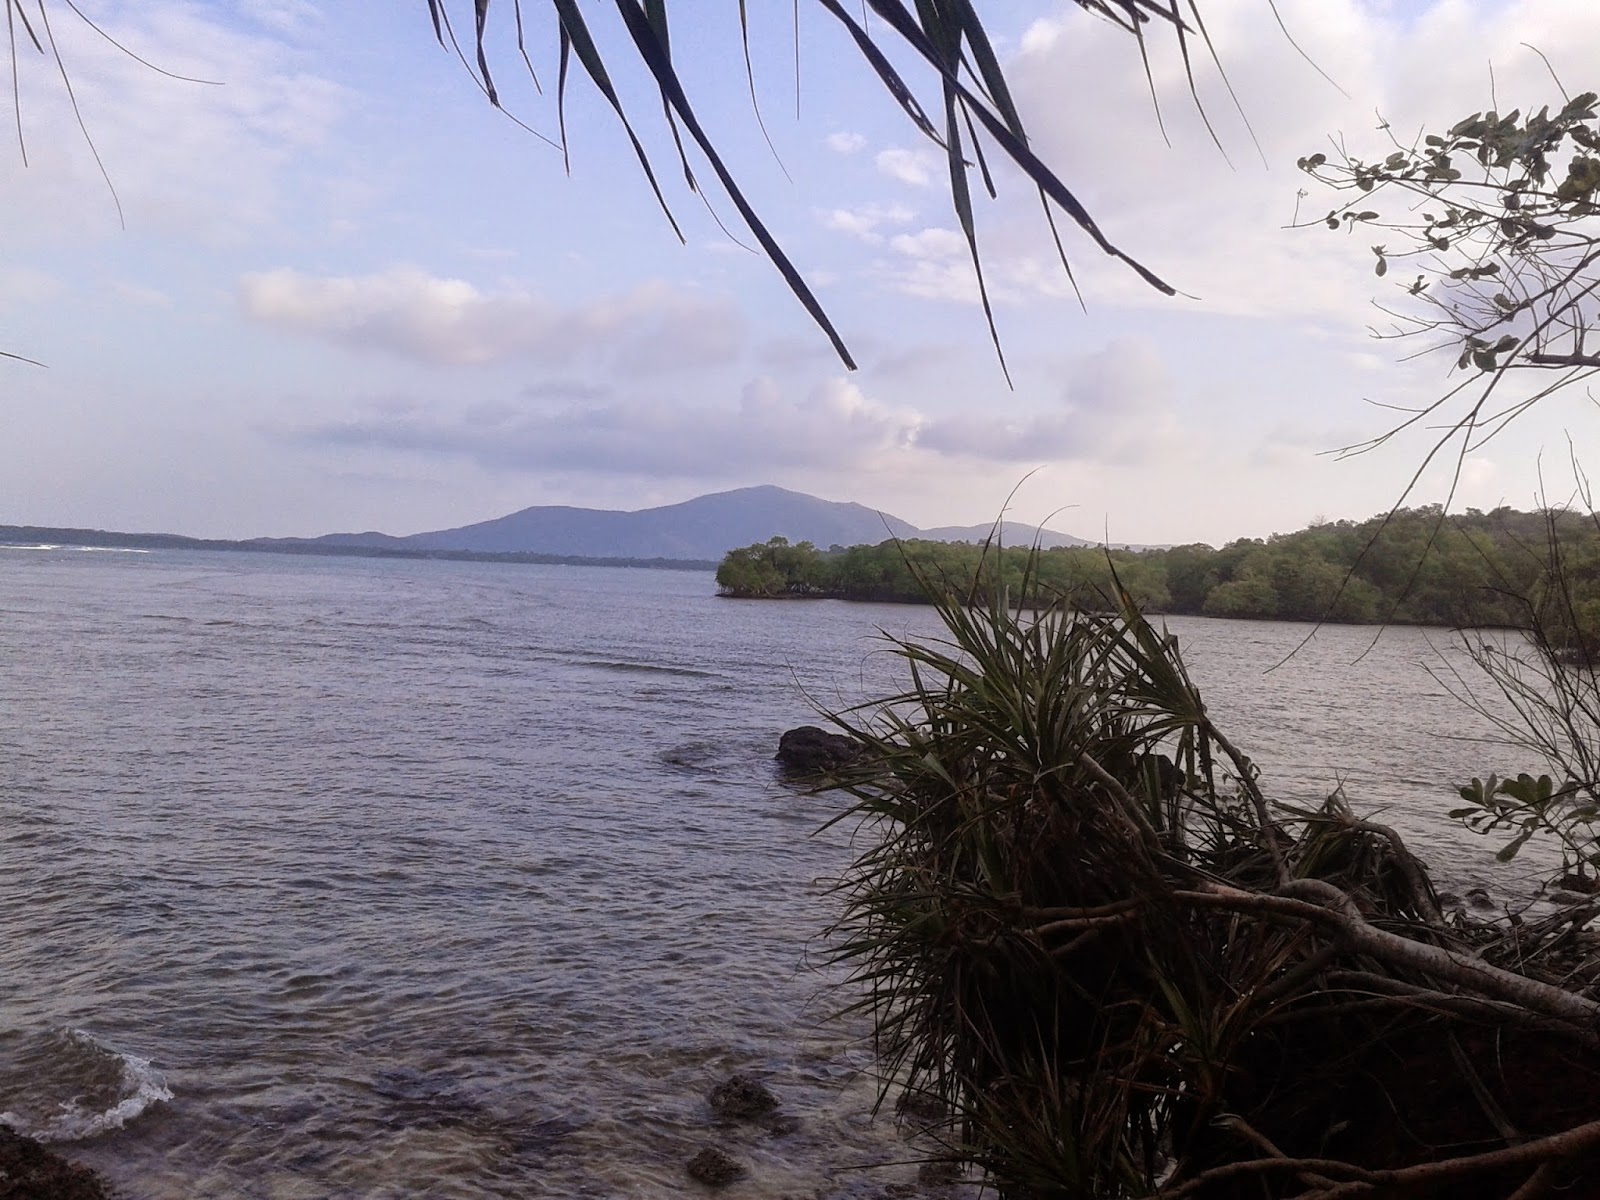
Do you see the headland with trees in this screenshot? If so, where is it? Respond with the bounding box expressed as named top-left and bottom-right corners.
top-left (716, 503), bottom-right (1600, 651)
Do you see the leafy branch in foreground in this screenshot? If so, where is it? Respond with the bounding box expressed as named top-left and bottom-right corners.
top-left (819, 559), bottom-right (1600, 1197)
top-left (1296, 86), bottom-right (1600, 468)
top-left (1433, 482), bottom-right (1600, 893)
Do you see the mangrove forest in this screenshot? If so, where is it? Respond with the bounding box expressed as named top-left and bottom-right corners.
top-left (716, 504), bottom-right (1600, 651)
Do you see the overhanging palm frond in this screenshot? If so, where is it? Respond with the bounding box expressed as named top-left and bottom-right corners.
top-left (4, 1), bottom-right (1212, 370)
top-left (433, 1), bottom-right (1202, 373)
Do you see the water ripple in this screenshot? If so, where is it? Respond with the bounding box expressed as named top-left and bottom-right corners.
top-left (0, 550), bottom-right (1545, 1196)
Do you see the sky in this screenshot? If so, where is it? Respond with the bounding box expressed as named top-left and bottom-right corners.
top-left (4, 0), bottom-right (1599, 545)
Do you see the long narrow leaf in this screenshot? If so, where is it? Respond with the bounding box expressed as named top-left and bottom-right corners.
top-left (610, 0), bottom-right (857, 368)
top-left (844, 0), bottom-right (1177, 295)
top-left (472, 0), bottom-right (498, 104)
top-left (548, 0), bottom-right (684, 241)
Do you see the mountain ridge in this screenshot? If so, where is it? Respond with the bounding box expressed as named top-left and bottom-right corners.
top-left (290, 485), bottom-right (1096, 561)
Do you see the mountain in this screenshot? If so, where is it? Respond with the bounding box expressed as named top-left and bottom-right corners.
top-left (920, 521), bottom-right (1091, 549)
top-left (304, 485), bottom-right (1093, 562)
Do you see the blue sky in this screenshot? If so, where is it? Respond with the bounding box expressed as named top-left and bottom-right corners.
top-left (4, 0), bottom-right (1598, 543)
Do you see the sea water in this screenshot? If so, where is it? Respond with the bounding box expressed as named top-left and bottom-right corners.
top-left (0, 548), bottom-right (1535, 1197)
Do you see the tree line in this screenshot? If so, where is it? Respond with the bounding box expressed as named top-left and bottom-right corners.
top-left (716, 504), bottom-right (1600, 649)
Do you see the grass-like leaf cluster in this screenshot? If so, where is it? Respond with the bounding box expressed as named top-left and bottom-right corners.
top-left (820, 556), bottom-right (1600, 1198)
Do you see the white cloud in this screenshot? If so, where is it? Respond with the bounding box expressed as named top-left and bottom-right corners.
top-left (818, 202), bottom-right (915, 243)
top-left (998, 0), bottom-right (1600, 327)
top-left (520, 379), bottom-right (612, 402)
top-left (757, 335), bottom-right (849, 369)
top-left (2, 2), bottom-right (344, 241)
top-left (875, 146), bottom-right (938, 187)
top-left (110, 282), bottom-right (174, 308)
top-left (826, 131), bottom-right (866, 154)
top-left (0, 267), bottom-right (66, 311)
top-left (890, 228), bottom-right (966, 259)
top-left (283, 342), bottom-right (1193, 483)
top-left (289, 375), bottom-right (922, 478)
top-left (1250, 420), bottom-right (1368, 468)
top-left (1460, 456), bottom-right (1498, 493)
top-left (917, 339), bottom-right (1181, 465)
top-left (879, 226), bottom-right (982, 303)
top-left (820, 209), bottom-right (879, 240)
top-left (237, 0), bottom-right (323, 38)
top-left (238, 268), bottom-right (746, 370)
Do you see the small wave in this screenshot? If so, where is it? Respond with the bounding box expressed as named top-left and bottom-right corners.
top-left (75, 546), bottom-right (150, 554)
top-left (579, 659), bottom-right (718, 679)
top-left (0, 543), bottom-right (60, 551)
top-left (0, 1028), bottom-right (172, 1144)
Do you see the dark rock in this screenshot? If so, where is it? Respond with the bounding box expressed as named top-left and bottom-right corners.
top-left (709, 1074), bottom-right (777, 1120)
top-left (917, 1159), bottom-right (965, 1187)
top-left (897, 1088), bottom-right (947, 1124)
top-left (0, 1126), bottom-right (110, 1200)
top-left (686, 1147), bottom-right (745, 1187)
top-left (1466, 887), bottom-right (1493, 910)
top-left (776, 726), bottom-right (859, 775)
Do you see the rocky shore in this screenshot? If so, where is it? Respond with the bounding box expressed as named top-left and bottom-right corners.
top-left (0, 1127), bottom-right (110, 1200)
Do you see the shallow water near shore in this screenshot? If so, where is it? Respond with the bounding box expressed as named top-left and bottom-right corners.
top-left (0, 549), bottom-right (1543, 1196)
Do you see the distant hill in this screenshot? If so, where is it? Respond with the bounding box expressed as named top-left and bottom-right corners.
top-left (296, 486), bottom-right (1094, 561)
top-left (919, 521), bottom-right (1092, 549)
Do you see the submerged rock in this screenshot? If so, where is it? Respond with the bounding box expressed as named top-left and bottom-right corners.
top-left (0, 1126), bottom-right (110, 1200)
top-left (897, 1088), bottom-right (947, 1124)
top-left (708, 1074), bottom-right (777, 1121)
top-left (776, 726), bottom-right (859, 776)
top-left (917, 1159), bottom-right (965, 1188)
top-left (686, 1146), bottom-right (745, 1187)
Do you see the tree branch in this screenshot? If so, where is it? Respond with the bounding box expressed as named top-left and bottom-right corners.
top-left (1525, 352), bottom-right (1600, 367)
top-left (1174, 881), bottom-right (1600, 1025)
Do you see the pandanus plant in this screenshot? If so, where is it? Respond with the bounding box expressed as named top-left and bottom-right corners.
top-left (822, 552), bottom-right (1600, 1198)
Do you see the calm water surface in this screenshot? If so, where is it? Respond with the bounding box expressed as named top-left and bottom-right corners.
top-left (0, 549), bottom-right (1540, 1197)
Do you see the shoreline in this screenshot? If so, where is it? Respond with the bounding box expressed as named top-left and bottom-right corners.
top-left (0, 527), bottom-right (716, 573)
top-left (715, 587), bottom-right (1531, 635)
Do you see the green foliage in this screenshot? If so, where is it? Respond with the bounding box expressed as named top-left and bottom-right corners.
top-left (1451, 771), bottom-right (1599, 866)
top-left (1199, 576), bottom-right (1277, 618)
top-left (716, 506), bottom-right (1600, 638)
top-left (1437, 503), bottom-right (1600, 888)
top-left (715, 536), bottom-right (829, 597)
top-left (718, 536), bottom-right (1168, 610)
top-left (1300, 89), bottom-right (1600, 454)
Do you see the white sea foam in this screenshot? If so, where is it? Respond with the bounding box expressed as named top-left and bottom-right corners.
top-left (75, 546), bottom-right (150, 553)
top-left (0, 543), bottom-right (60, 551)
top-left (0, 1029), bottom-right (172, 1144)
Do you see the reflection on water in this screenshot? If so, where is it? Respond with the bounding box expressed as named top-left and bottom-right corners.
top-left (0, 550), bottom-right (1543, 1196)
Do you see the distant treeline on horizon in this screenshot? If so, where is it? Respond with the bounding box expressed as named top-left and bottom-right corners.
top-left (0, 525), bottom-right (716, 573)
top-left (716, 505), bottom-right (1600, 648)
